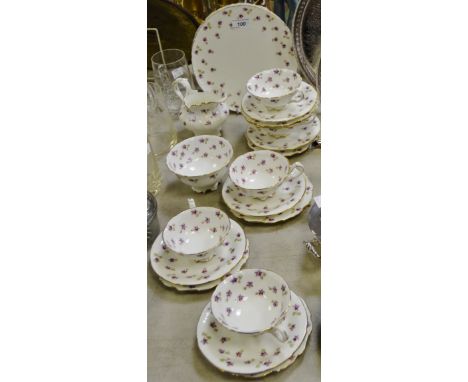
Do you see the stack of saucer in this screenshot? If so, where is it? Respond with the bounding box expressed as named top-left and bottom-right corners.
top-left (222, 150), bottom-right (313, 224)
top-left (150, 205), bottom-right (249, 292)
top-left (241, 68), bottom-right (320, 156)
top-left (197, 269), bottom-right (312, 378)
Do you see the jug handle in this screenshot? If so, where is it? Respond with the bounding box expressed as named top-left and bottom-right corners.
top-left (173, 78), bottom-right (195, 103)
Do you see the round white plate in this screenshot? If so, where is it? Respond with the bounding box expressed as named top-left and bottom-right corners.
top-left (231, 176), bottom-right (313, 223)
top-left (158, 242), bottom-right (250, 292)
top-left (150, 219), bottom-right (246, 286)
top-left (244, 296), bottom-right (312, 378)
top-left (192, 4), bottom-right (297, 113)
top-left (246, 136), bottom-right (310, 157)
top-left (197, 291), bottom-right (308, 375)
top-left (241, 81), bottom-right (317, 123)
top-left (222, 174), bottom-right (306, 216)
top-left (247, 116), bottom-right (320, 150)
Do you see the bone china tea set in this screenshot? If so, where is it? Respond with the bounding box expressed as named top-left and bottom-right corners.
top-left (150, 3), bottom-right (319, 378)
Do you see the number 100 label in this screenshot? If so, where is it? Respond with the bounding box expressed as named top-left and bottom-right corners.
top-left (231, 19), bottom-right (249, 28)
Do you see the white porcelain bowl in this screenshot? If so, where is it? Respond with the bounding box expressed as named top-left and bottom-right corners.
top-left (229, 150), bottom-right (304, 199)
top-left (166, 135), bottom-right (233, 192)
top-left (163, 206), bottom-right (231, 261)
top-left (211, 269), bottom-right (291, 336)
top-left (246, 68), bottom-right (302, 109)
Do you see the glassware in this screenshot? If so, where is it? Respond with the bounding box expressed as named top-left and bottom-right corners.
top-left (147, 142), bottom-right (162, 196)
top-left (147, 82), bottom-right (178, 158)
top-left (151, 49), bottom-right (194, 118)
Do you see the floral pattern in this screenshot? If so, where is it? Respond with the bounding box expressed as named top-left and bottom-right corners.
top-left (231, 176), bottom-right (313, 224)
top-left (179, 100), bottom-right (229, 136)
top-left (192, 4), bottom-right (297, 112)
top-left (246, 135), bottom-right (311, 157)
top-left (211, 269), bottom-right (290, 334)
top-left (197, 291), bottom-right (308, 374)
top-left (229, 151), bottom-right (289, 193)
top-left (167, 135), bottom-right (233, 193)
top-left (163, 207), bottom-right (230, 256)
top-left (151, 219), bottom-right (247, 286)
top-left (242, 81), bottom-right (317, 123)
top-left (222, 175), bottom-right (306, 216)
top-left (246, 68), bottom-right (302, 108)
top-left (157, 241), bottom-right (250, 291)
top-left (246, 115), bottom-right (321, 151)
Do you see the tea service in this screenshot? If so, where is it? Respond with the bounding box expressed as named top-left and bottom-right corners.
top-left (174, 78), bottom-right (229, 136)
top-left (246, 68), bottom-right (303, 109)
top-left (166, 135), bottom-right (233, 193)
top-left (229, 150), bottom-right (304, 200)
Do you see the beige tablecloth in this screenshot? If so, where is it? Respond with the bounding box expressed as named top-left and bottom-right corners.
top-left (148, 114), bottom-right (321, 381)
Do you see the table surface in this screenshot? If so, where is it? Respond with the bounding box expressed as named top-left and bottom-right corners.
top-left (148, 114), bottom-right (321, 382)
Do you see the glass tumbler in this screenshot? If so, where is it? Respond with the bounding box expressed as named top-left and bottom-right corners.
top-left (147, 81), bottom-right (177, 158)
top-left (151, 49), bottom-right (194, 118)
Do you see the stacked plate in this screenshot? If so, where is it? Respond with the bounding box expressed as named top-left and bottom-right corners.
top-left (150, 207), bottom-right (249, 292)
top-left (197, 269), bottom-right (312, 377)
top-left (241, 69), bottom-right (320, 156)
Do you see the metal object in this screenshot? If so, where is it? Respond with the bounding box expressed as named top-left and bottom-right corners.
top-left (291, 0), bottom-right (320, 88)
top-left (147, 192), bottom-right (160, 249)
top-left (304, 197), bottom-right (321, 257)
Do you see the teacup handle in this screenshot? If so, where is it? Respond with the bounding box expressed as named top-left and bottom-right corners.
top-left (187, 198), bottom-right (196, 209)
top-left (291, 89), bottom-right (305, 103)
top-left (268, 327), bottom-right (289, 342)
top-left (287, 162), bottom-right (305, 180)
top-left (173, 78), bottom-right (195, 103)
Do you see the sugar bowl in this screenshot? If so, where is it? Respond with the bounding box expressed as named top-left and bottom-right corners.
top-left (167, 135), bottom-right (233, 193)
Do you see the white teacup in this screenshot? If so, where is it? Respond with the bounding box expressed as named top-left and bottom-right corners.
top-left (162, 206), bottom-right (231, 262)
top-left (229, 150), bottom-right (304, 200)
top-left (246, 68), bottom-right (303, 109)
top-left (211, 269), bottom-right (291, 342)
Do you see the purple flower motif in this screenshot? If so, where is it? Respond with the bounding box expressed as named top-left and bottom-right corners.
top-left (220, 336), bottom-right (228, 343)
top-left (260, 350), bottom-right (268, 357)
top-left (226, 360), bottom-right (233, 366)
top-left (264, 360), bottom-right (272, 366)
top-left (237, 294), bottom-right (244, 302)
top-left (210, 321), bottom-right (218, 330)
top-left (288, 324), bottom-right (296, 331)
top-left (245, 281), bottom-right (253, 288)
top-left (169, 258), bottom-right (176, 263)
top-left (270, 286), bottom-right (278, 294)
top-left (180, 223), bottom-right (186, 231)
top-left (293, 303), bottom-right (300, 311)
top-left (192, 226), bottom-right (199, 232)
top-left (236, 351), bottom-right (243, 357)
top-left (274, 348), bottom-right (281, 355)
top-left (218, 348), bottom-right (225, 354)
top-left (255, 270), bottom-right (264, 278)
top-left (201, 338), bottom-right (208, 345)
top-left (226, 290), bottom-right (232, 298)
top-left (272, 300), bottom-right (278, 307)
top-left (293, 335), bottom-right (299, 341)
top-left (256, 289), bottom-right (265, 296)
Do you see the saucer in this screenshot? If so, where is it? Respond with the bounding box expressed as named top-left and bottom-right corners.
top-left (222, 175), bottom-right (306, 216)
top-left (231, 176), bottom-right (313, 223)
top-left (246, 116), bottom-right (320, 150)
top-left (244, 296), bottom-right (312, 378)
top-left (242, 106), bottom-right (316, 128)
top-left (150, 219), bottom-right (246, 286)
top-left (197, 291), bottom-right (308, 375)
top-left (246, 136), bottom-right (310, 157)
top-left (158, 241), bottom-right (250, 292)
top-left (241, 81), bottom-right (317, 124)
